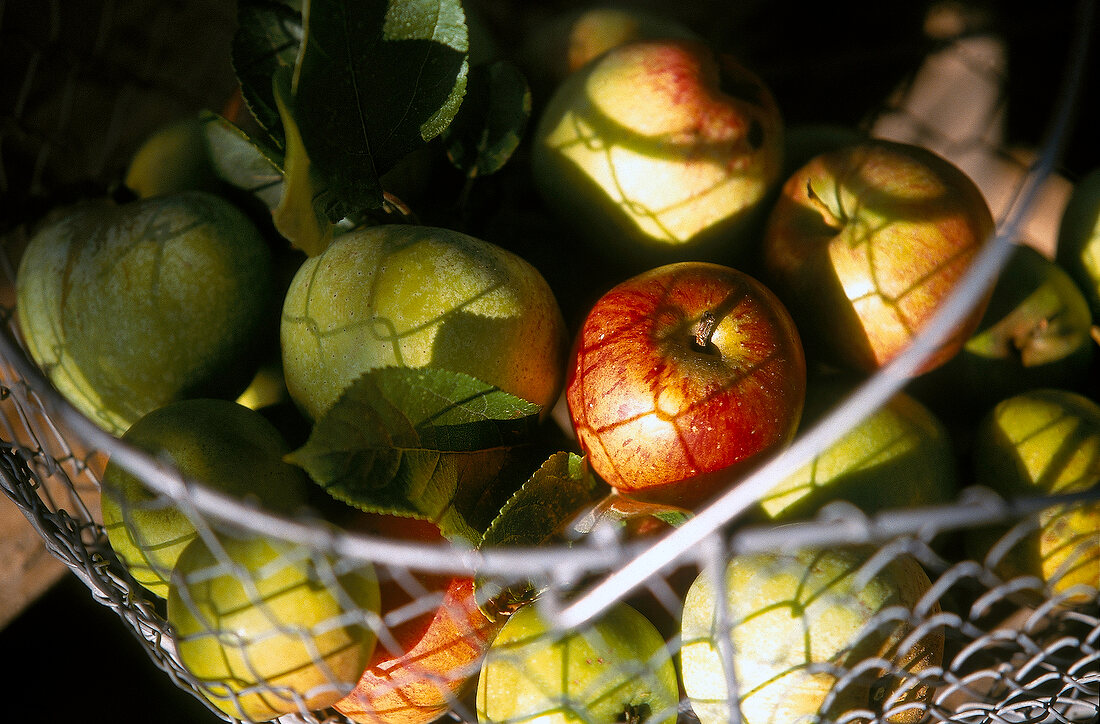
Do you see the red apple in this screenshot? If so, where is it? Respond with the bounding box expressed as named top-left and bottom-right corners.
top-left (334, 513), bottom-right (503, 724)
top-left (762, 139), bottom-right (996, 375)
top-left (566, 261), bottom-right (806, 509)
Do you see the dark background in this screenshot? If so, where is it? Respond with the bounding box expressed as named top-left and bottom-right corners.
top-left (2, 1), bottom-right (1096, 722)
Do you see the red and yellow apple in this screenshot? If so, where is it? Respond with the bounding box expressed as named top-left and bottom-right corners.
top-left (531, 38), bottom-right (784, 264)
top-left (762, 139), bottom-right (996, 375)
top-left (335, 513), bottom-right (504, 724)
top-left (280, 224), bottom-right (568, 421)
top-left (566, 261), bottom-right (806, 509)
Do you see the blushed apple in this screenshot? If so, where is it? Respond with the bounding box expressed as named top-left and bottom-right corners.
top-left (99, 398), bottom-right (311, 598)
top-left (759, 375), bottom-right (958, 521)
top-left (531, 38), bottom-right (784, 265)
top-left (169, 531), bottom-right (380, 721)
top-left (1056, 167), bottom-right (1100, 320)
top-left (680, 546), bottom-right (943, 724)
top-left (334, 513), bottom-right (503, 724)
top-left (762, 139), bottom-right (996, 375)
top-left (910, 243), bottom-right (1094, 417)
top-left (476, 601), bottom-right (679, 724)
top-left (16, 191), bottom-right (275, 434)
top-left (968, 388), bottom-right (1100, 602)
top-left (566, 261), bottom-right (806, 509)
top-left (280, 224), bottom-right (568, 421)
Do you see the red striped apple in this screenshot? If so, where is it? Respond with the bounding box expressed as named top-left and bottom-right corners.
top-left (762, 139), bottom-right (995, 375)
top-left (566, 261), bottom-right (805, 509)
top-left (335, 513), bottom-right (503, 724)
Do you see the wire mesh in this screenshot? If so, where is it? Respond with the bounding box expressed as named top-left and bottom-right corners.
top-left (0, 1), bottom-right (1097, 724)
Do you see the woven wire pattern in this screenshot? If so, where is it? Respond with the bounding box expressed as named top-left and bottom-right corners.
top-left (0, 1), bottom-right (1097, 723)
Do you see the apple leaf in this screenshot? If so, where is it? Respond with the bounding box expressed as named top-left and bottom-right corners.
top-left (271, 67), bottom-right (336, 256)
top-left (291, 0), bottom-right (469, 217)
top-left (232, 0), bottom-right (303, 147)
top-left (443, 59), bottom-right (531, 178)
top-left (198, 111), bottom-right (286, 210)
top-left (474, 452), bottom-right (606, 619)
top-left (286, 366), bottom-right (543, 544)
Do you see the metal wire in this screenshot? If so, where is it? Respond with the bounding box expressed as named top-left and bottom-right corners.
top-left (0, 1), bottom-right (1097, 723)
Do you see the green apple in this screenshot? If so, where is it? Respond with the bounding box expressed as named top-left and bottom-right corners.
top-left (1056, 167), bottom-right (1100, 320)
top-left (16, 191), bottom-right (275, 434)
top-left (968, 388), bottom-right (1100, 601)
top-left (100, 398), bottom-right (311, 598)
top-left (531, 38), bottom-right (784, 265)
top-left (759, 375), bottom-right (958, 521)
top-left (762, 139), bottom-right (996, 375)
top-left (124, 115), bottom-right (222, 198)
top-left (476, 601), bottom-right (679, 724)
top-left (911, 243), bottom-right (1094, 417)
top-left (169, 531), bottom-right (380, 721)
top-left (280, 224), bottom-right (568, 421)
top-left (681, 546), bottom-right (943, 724)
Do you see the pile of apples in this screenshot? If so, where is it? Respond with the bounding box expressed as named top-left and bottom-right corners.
top-left (8, 2), bottom-right (1099, 724)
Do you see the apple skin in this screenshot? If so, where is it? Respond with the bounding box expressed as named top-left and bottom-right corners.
top-left (16, 192), bottom-right (275, 435)
top-left (476, 601), bottom-right (679, 724)
top-left (531, 38), bottom-right (784, 266)
top-left (334, 513), bottom-right (504, 724)
top-left (680, 547), bottom-right (943, 724)
top-left (566, 261), bottom-right (806, 509)
top-left (280, 224), bottom-right (568, 421)
top-left (169, 532), bottom-right (381, 722)
top-left (759, 375), bottom-right (958, 521)
top-left (1056, 167), bottom-right (1100, 320)
top-left (909, 243), bottom-right (1094, 418)
top-left (124, 115), bottom-right (223, 199)
top-left (99, 398), bottom-right (311, 598)
top-left (519, 6), bottom-right (697, 92)
top-left (967, 388), bottom-right (1100, 602)
top-left (761, 139), bottom-right (996, 375)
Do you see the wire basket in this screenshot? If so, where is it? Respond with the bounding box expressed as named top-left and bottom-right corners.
top-left (1, 1), bottom-right (1097, 723)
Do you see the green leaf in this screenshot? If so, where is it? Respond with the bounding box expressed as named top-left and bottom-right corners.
top-left (292, 0), bottom-right (469, 217)
top-left (198, 111), bottom-right (285, 210)
top-left (474, 452), bottom-right (605, 619)
top-left (232, 0), bottom-right (303, 145)
top-left (271, 67), bottom-right (335, 256)
top-left (480, 452), bottom-right (602, 549)
top-left (444, 60), bottom-right (531, 177)
top-left (286, 367), bottom-right (543, 545)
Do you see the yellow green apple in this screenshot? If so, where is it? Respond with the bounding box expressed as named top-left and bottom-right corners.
top-left (280, 224), bottom-right (568, 421)
top-left (519, 6), bottom-right (697, 91)
top-left (531, 38), bottom-right (784, 265)
top-left (476, 601), bottom-right (679, 724)
top-left (124, 115), bottom-right (222, 198)
top-left (16, 191), bottom-right (275, 434)
top-left (968, 388), bottom-right (1100, 602)
top-left (759, 375), bottom-right (958, 521)
top-left (169, 531), bottom-right (380, 721)
top-left (1056, 167), bottom-right (1100, 320)
top-left (911, 243), bottom-right (1094, 417)
top-left (680, 546), bottom-right (943, 724)
top-left (762, 139), bottom-right (996, 375)
top-left (100, 398), bottom-right (311, 598)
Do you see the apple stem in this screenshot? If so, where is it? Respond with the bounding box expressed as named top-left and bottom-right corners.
top-left (693, 311), bottom-right (718, 352)
top-left (806, 180), bottom-right (843, 228)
